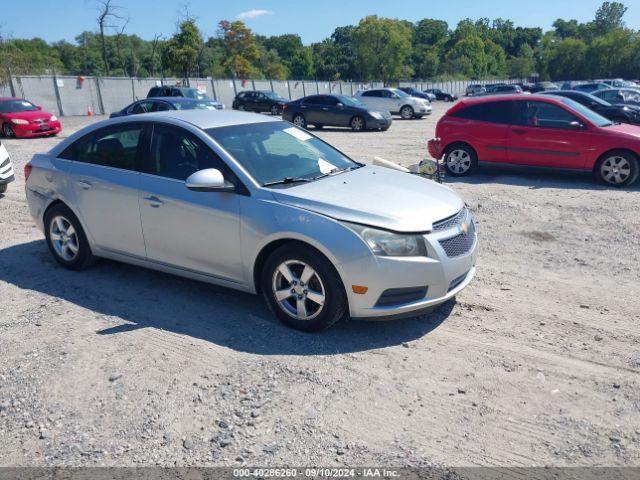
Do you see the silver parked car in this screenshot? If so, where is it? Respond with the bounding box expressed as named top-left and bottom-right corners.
top-left (24, 111), bottom-right (477, 331)
top-left (354, 88), bottom-right (432, 119)
top-left (0, 139), bottom-right (14, 193)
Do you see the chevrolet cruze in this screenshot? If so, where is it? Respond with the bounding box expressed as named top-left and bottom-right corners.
top-left (25, 111), bottom-right (477, 331)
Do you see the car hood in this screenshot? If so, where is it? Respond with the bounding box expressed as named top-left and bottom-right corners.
top-left (270, 166), bottom-right (464, 232)
top-left (604, 122), bottom-right (640, 139)
top-left (2, 110), bottom-right (54, 121)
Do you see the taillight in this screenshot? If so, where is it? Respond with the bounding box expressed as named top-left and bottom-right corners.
top-left (24, 162), bottom-right (32, 181)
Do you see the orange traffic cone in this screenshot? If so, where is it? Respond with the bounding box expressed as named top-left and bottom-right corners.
top-left (87, 107), bottom-right (93, 116)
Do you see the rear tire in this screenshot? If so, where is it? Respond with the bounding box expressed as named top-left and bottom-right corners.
top-left (0, 184), bottom-right (7, 194)
top-left (292, 114), bottom-right (306, 129)
top-left (270, 105), bottom-right (279, 115)
top-left (44, 204), bottom-right (96, 270)
top-left (595, 150), bottom-right (639, 187)
top-left (443, 144), bottom-right (478, 177)
top-left (261, 244), bottom-right (347, 332)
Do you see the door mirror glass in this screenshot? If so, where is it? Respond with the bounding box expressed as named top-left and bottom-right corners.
top-left (185, 168), bottom-right (235, 192)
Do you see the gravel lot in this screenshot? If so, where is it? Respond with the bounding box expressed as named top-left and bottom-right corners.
top-left (1, 103), bottom-right (639, 469)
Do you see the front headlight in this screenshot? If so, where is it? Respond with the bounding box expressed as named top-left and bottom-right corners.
top-left (369, 112), bottom-right (384, 120)
top-left (344, 222), bottom-right (427, 257)
top-left (11, 119), bottom-right (29, 125)
top-left (50, 115), bottom-right (58, 122)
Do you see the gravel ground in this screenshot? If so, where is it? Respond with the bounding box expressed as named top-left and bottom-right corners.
top-left (0, 103), bottom-right (639, 468)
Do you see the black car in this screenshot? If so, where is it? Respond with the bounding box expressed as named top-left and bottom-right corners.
top-left (476, 84), bottom-right (523, 96)
top-left (398, 87), bottom-right (434, 102)
top-left (232, 90), bottom-right (288, 115)
top-left (530, 82), bottom-right (560, 93)
top-left (423, 88), bottom-right (458, 102)
top-left (592, 88), bottom-right (640, 107)
top-left (282, 94), bottom-right (392, 131)
top-left (110, 97), bottom-right (224, 118)
top-left (146, 86), bottom-right (209, 100)
top-left (541, 90), bottom-right (640, 125)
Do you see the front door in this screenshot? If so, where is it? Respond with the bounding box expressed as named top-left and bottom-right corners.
top-left (138, 123), bottom-right (243, 283)
top-left (508, 100), bottom-right (587, 169)
top-left (65, 123), bottom-right (147, 258)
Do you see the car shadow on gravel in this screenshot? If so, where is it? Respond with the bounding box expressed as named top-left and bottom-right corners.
top-left (0, 240), bottom-right (452, 356)
top-left (442, 166), bottom-right (640, 191)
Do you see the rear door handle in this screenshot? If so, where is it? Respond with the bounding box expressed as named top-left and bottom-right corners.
top-left (322, 107), bottom-right (329, 111)
top-left (77, 180), bottom-right (92, 190)
top-left (511, 128), bottom-right (527, 135)
top-left (144, 195), bottom-right (164, 208)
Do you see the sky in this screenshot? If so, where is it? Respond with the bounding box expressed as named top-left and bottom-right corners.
top-left (3, 0), bottom-right (639, 44)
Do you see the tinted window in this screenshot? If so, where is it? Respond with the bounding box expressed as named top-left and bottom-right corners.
top-left (130, 101), bottom-right (153, 114)
top-left (60, 124), bottom-right (143, 170)
top-left (302, 96), bottom-right (322, 104)
top-left (512, 101), bottom-right (579, 129)
top-left (361, 90), bottom-right (381, 98)
top-left (148, 87), bottom-right (161, 97)
top-left (152, 101), bottom-right (172, 112)
top-left (145, 124), bottom-right (224, 181)
top-left (453, 101), bottom-right (512, 124)
top-left (318, 96), bottom-right (339, 106)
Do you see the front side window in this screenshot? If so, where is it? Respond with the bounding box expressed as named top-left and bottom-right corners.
top-left (145, 124), bottom-right (224, 181)
top-left (61, 124), bottom-right (143, 170)
top-left (207, 121), bottom-right (358, 185)
top-left (512, 101), bottom-right (579, 129)
top-left (0, 100), bottom-right (39, 113)
top-left (130, 101), bottom-right (153, 114)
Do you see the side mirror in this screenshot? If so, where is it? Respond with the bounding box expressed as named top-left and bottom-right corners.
top-left (568, 121), bottom-right (585, 130)
top-left (37, 106), bottom-right (43, 110)
top-left (185, 168), bottom-right (235, 192)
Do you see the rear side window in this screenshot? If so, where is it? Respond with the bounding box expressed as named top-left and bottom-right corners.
top-left (361, 90), bottom-right (381, 98)
top-left (60, 124), bottom-right (144, 171)
top-left (452, 101), bottom-right (512, 124)
top-left (512, 101), bottom-right (579, 129)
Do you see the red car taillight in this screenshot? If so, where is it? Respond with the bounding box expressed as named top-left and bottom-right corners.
top-left (24, 162), bottom-right (32, 181)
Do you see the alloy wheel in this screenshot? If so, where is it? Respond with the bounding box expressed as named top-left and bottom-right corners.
top-left (49, 215), bottom-right (80, 261)
top-left (446, 149), bottom-right (472, 174)
top-left (272, 260), bottom-right (326, 321)
top-left (400, 106), bottom-right (414, 119)
top-left (2, 124), bottom-right (15, 138)
top-left (270, 105), bottom-right (279, 115)
top-left (293, 115), bottom-right (305, 127)
top-left (351, 117), bottom-right (364, 131)
top-left (601, 156), bottom-right (632, 184)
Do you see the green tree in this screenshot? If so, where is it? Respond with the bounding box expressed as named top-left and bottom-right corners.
top-left (352, 16), bottom-right (413, 81)
top-left (445, 36), bottom-right (487, 77)
top-left (593, 1), bottom-right (627, 34)
top-left (162, 19), bottom-right (202, 78)
top-left (217, 20), bottom-right (260, 78)
top-left (507, 44), bottom-right (535, 78)
top-left (547, 37), bottom-right (588, 79)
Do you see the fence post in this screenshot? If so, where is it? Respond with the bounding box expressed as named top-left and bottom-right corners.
top-left (8, 74), bottom-right (16, 97)
top-left (210, 78), bottom-right (218, 101)
top-left (52, 70), bottom-right (64, 117)
top-left (287, 81), bottom-right (292, 99)
top-left (232, 78), bottom-right (237, 96)
top-left (269, 79), bottom-right (274, 92)
top-left (95, 77), bottom-right (105, 115)
top-left (315, 81), bottom-right (319, 94)
top-left (301, 81), bottom-right (305, 97)
top-left (251, 79), bottom-right (256, 90)
top-left (131, 77), bottom-right (136, 102)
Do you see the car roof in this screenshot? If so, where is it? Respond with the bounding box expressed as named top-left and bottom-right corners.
top-left (145, 97), bottom-right (213, 103)
top-left (459, 94), bottom-right (562, 105)
top-left (0, 97), bottom-right (23, 101)
top-left (123, 109), bottom-right (278, 129)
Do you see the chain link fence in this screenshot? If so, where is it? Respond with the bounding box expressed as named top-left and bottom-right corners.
top-left (1, 75), bottom-right (523, 117)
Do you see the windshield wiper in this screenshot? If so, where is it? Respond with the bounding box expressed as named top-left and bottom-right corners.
top-left (262, 177), bottom-right (313, 187)
top-left (312, 164), bottom-right (363, 180)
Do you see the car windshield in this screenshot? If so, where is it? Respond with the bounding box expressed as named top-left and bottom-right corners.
top-left (0, 99), bottom-right (39, 113)
top-left (173, 100), bottom-right (218, 110)
top-left (559, 98), bottom-right (612, 127)
top-left (206, 121), bottom-right (359, 186)
top-left (391, 89), bottom-right (409, 97)
top-left (337, 96), bottom-right (366, 108)
top-left (263, 91), bottom-right (284, 100)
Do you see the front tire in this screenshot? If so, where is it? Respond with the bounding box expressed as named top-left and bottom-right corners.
top-left (2, 124), bottom-right (15, 138)
top-left (261, 244), bottom-right (347, 332)
top-left (400, 105), bottom-right (414, 120)
top-left (292, 114), bottom-right (306, 129)
top-left (595, 150), bottom-right (639, 187)
top-left (270, 105), bottom-right (280, 115)
top-left (0, 184), bottom-right (7, 194)
top-left (44, 204), bottom-right (96, 270)
top-left (443, 144), bottom-right (478, 177)
top-left (350, 116), bottom-right (365, 131)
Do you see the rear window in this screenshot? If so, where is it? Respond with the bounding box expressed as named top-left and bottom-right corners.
top-left (452, 101), bottom-right (511, 124)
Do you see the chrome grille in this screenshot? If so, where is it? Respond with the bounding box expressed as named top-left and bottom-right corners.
top-left (433, 207), bottom-right (467, 232)
top-left (439, 221), bottom-right (476, 257)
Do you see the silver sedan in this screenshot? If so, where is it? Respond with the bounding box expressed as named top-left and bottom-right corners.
top-left (24, 110), bottom-right (477, 331)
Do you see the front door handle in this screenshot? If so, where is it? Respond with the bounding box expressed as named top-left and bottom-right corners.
top-left (77, 180), bottom-right (92, 190)
top-left (322, 107), bottom-right (329, 111)
top-left (512, 128), bottom-right (527, 135)
top-left (144, 195), bottom-right (164, 208)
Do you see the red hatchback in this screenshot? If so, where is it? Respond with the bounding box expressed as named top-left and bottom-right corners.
top-left (428, 94), bottom-right (640, 186)
top-left (0, 98), bottom-right (62, 139)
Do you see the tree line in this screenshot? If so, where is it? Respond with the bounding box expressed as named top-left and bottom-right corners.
top-left (1, 1), bottom-right (638, 84)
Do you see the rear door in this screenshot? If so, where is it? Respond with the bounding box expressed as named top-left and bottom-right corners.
top-left (300, 96), bottom-right (323, 125)
top-left (138, 123), bottom-right (243, 282)
top-left (316, 96), bottom-right (345, 126)
top-left (508, 99), bottom-right (587, 169)
top-left (448, 101), bottom-right (512, 163)
top-left (359, 90), bottom-right (384, 111)
top-left (64, 123), bottom-right (147, 257)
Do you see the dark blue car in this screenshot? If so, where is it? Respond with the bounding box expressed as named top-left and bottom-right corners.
top-left (110, 97), bottom-right (225, 118)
